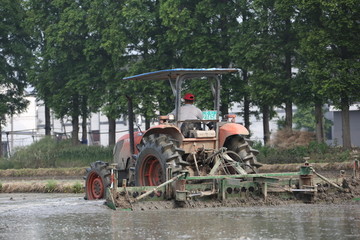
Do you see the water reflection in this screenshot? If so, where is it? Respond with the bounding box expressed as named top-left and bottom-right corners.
top-left (0, 194), bottom-right (359, 240)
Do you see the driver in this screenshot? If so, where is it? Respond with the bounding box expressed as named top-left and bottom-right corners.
top-left (171, 93), bottom-right (203, 121)
top-left (169, 93), bottom-right (203, 137)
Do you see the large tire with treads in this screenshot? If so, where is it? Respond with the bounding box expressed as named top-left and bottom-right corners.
top-left (224, 135), bottom-right (261, 173)
top-left (135, 134), bottom-right (185, 186)
top-left (84, 161), bottom-right (111, 200)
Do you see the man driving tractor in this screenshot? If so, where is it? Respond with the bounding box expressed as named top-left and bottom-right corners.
top-left (170, 93), bottom-right (203, 121)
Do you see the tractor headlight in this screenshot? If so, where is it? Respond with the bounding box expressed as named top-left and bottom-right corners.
top-left (168, 114), bottom-right (175, 121)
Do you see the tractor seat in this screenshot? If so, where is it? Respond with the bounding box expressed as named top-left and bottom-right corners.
top-left (180, 122), bottom-right (202, 138)
top-left (190, 130), bottom-right (216, 138)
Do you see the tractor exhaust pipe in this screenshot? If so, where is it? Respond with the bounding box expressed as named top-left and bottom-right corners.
top-left (126, 95), bottom-right (135, 155)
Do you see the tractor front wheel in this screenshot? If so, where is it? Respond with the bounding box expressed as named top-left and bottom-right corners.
top-left (84, 161), bottom-right (111, 200)
top-left (135, 134), bottom-right (184, 186)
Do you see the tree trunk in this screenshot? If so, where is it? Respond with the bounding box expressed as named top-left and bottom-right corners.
top-left (145, 117), bottom-right (151, 130)
top-left (72, 115), bottom-right (79, 145)
top-left (243, 70), bottom-right (250, 131)
top-left (283, 18), bottom-right (293, 131)
top-left (244, 95), bottom-right (250, 130)
top-left (220, 102), bottom-right (229, 117)
top-left (285, 101), bottom-right (293, 131)
top-left (108, 117), bottom-right (116, 146)
top-left (81, 113), bottom-right (87, 144)
top-left (341, 97), bottom-right (351, 149)
top-left (72, 96), bottom-right (80, 145)
top-left (314, 101), bottom-right (324, 143)
top-left (0, 123), bottom-right (2, 157)
top-left (262, 105), bottom-right (270, 145)
top-left (80, 96), bottom-right (88, 144)
top-left (45, 104), bottom-right (51, 136)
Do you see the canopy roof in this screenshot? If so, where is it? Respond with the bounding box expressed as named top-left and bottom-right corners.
top-left (122, 68), bottom-right (239, 81)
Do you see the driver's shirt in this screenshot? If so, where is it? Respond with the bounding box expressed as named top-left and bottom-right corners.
top-left (171, 104), bottom-right (203, 121)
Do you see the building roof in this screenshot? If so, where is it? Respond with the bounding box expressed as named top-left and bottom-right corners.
top-left (329, 103), bottom-right (360, 112)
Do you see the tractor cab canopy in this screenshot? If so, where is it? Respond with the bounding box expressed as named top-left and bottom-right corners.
top-left (123, 68), bottom-right (239, 125)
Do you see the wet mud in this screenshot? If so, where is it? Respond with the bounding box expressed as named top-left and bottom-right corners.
top-left (111, 177), bottom-right (360, 211)
top-left (315, 177), bottom-right (360, 204)
top-left (1, 193), bottom-right (360, 240)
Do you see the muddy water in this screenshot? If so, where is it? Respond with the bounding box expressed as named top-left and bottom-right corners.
top-left (0, 193), bottom-right (359, 240)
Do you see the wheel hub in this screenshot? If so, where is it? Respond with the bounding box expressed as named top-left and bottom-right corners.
top-left (141, 156), bottom-right (163, 186)
top-left (87, 172), bottom-right (104, 199)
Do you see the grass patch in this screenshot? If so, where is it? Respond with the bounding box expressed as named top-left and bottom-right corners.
top-left (72, 181), bottom-right (83, 193)
top-left (0, 137), bottom-right (112, 169)
top-left (1, 136), bottom-right (356, 170)
top-left (0, 167), bottom-right (85, 178)
top-left (45, 180), bottom-right (58, 193)
top-left (0, 158), bottom-right (15, 169)
top-left (254, 141), bottom-right (355, 164)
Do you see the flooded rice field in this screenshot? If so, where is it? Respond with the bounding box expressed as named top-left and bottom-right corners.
top-left (0, 193), bottom-right (359, 240)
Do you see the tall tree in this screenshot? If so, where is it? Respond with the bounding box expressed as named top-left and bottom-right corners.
top-left (0, 0), bottom-right (31, 156)
top-left (160, 0), bottom-right (239, 115)
top-left (121, 0), bottom-right (176, 124)
top-left (230, 0), bottom-right (255, 131)
top-left (86, 0), bottom-right (128, 144)
top-left (25, 0), bottom-right (60, 137)
top-left (274, 0), bottom-right (298, 130)
top-left (232, 0), bottom-right (286, 144)
top-left (46, 0), bottom-right (89, 145)
top-left (297, 0), bottom-right (360, 148)
top-left (28, 0), bottom-right (96, 145)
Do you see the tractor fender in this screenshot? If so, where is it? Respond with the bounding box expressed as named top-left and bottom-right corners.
top-left (219, 123), bottom-right (249, 147)
top-left (113, 125), bottom-right (183, 171)
top-left (113, 132), bottom-right (143, 170)
top-left (142, 125), bottom-right (183, 144)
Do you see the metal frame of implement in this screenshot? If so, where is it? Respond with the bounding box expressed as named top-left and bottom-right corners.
top-left (105, 163), bottom-right (318, 210)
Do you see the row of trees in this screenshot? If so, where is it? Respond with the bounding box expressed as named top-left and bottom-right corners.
top-left (1, 0), bottom-right (359, 154)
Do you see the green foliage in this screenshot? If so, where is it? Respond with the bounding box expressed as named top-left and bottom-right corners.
top-left (293, 106), bottom-right (316, 131)
top-left (0, 158), bottom-right (15, 169)
top-left (72, 181), bottom-right (83, 193)
top-left (276, 116), bottom-right (286, 130)
top-left (45, 180), bottom-right (57, 193)
top-left (161, 0), bottom-right (235, 67)
top-left (160, 0), bottom-right (240, 114)
top-left (0, 167), bottom-right (84, 178)
top-left (0, 182), bottom-right (2, 192)
top-left (293, 104), bottom-right (333, 132)
top-left (0, 0), bottom-right (31, 129)
top-left (2, 0), bottom-right (359, 151)
top-left (232, 0), bottom-right (296, 106)
top-left (256, 141), bottom-right (352, 164)
top-left (0, 137), bottom-right (112, 169)
top-left (296, 0), bottom-right (360, 147)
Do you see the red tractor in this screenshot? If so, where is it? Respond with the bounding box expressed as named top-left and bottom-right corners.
top-left (85, 68), bottom-right (262, 200)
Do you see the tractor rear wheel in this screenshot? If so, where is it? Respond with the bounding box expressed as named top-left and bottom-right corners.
top-left (135, 134), bottom-right (185, 186)
top-left (225, 135), bottom-right (262, 174)
top-left (84, 161), bottom-right (111, 200)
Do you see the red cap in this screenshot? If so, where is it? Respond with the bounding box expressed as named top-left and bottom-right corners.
top-left (183, 93), bottom-right (195, 101)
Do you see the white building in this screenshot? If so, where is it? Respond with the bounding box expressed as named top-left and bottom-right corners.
top-left (1, 95), bottom-right (131, 156)
top-left (327, 104), bottom-right (360, 147)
